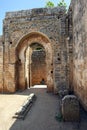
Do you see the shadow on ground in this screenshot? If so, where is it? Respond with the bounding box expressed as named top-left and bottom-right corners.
top-left (9, 87), bottom-right (87, 130)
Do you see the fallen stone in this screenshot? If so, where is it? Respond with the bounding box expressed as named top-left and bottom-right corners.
top-left (61, 95), bottom-right (80, 122)
top-left (13, 93), bottom-right (36, 119)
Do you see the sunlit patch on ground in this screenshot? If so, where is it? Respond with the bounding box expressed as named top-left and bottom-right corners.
top-left (30, 85), bottom-right (47, 88)
top-left (0, 94), bottom-right (29, 130)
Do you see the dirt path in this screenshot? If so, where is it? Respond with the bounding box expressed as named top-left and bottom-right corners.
top-left (10, 87), bottom-right (60, 130)
top-left (0, 86), bottom-right (87, 130)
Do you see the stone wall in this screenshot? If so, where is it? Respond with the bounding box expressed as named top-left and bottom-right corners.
top-left (66, 6), bottom-right (73, 92)
top-left (31, 50), bottom-right (46, 85)
top-left (1, 7), bottom-right (69, 93)
top-left (72, 0), bottom-right (87, 109)
top-left (0, 36), bottom-right (3, 92)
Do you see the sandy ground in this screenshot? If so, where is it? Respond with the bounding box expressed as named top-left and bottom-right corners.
top-left (0, 86), bottom-right (87, 130)
top-left (0, 94), bottom-right (28, 130)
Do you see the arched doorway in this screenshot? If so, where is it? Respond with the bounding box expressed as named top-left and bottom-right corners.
top-left (25, 42), bottom-right (46, 87)
top-left (15, 32), bottom-right (53, 92)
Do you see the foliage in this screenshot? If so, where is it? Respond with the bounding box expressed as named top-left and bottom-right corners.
top-left (58, 0), bottom-right (67, 8)
top-left (45, 0), bottom-right (67, 9)
top-left (55, 112), bottom-right (63, 122)
top-left (45, 1), bottom-right (55, 7)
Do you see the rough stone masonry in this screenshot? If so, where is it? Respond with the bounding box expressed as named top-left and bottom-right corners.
top-left (0, 0), bottom-right (87, 111)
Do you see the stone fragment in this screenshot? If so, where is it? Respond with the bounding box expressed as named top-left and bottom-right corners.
top-left (15, 93), bottom-right (36, 119)
top-left (61, 95), bottom-right (80, 121)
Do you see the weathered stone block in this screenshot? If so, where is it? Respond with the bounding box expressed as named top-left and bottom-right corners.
top-left (62, 95), bottom-right (80, 121)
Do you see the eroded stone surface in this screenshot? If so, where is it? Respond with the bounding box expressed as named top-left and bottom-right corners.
top-left (71, 0), bottom-right (87, 110)
top-left (62, 95), bottom-right (80, 121)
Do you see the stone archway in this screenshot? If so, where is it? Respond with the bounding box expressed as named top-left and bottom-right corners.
top-left (16, 32), bottom-right (53, 92)
top-left (25, 42), bottom-right (47, 87)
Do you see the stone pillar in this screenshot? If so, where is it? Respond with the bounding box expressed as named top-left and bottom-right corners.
top-left (45, 43), bottom-right (53, 92)
top-left (3, 40), bottom-right (9, 92)
top-left (18, 63), bottom-right (25, 90)
top-left (53, 16), bottom-right (69, 94)
top-left (7, 64), bottom-right (16, 92)
top-left (3, 33), bottom-right (16, 92)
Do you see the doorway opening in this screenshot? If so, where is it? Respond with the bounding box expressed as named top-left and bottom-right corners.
top-left (25, 43), bottom-right (47, 88)
top-left (15, 32), bottom-right (53, 92)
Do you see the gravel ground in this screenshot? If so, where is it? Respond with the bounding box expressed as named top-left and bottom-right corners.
top-left (0, 86), bottom-right (87, 130)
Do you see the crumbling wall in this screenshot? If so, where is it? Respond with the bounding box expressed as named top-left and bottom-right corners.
top-left (2, 7), bottom-right (68, 93)
top-left (72, 0), bottom-right (87, 109)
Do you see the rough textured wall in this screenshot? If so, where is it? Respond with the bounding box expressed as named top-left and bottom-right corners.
top-left (31, 50), bottom-right (46, 85)
top-left (2, 7), bottom-right (69, 93)
top-left (0, 36), bottom-right (3, 92)
top-left (72, 0), bottom-right (87, 109)
top-left (66, 5), bottom-right (73, 92)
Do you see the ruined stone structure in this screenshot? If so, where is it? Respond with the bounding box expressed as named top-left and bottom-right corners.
top-left (71, 0), bottom-right (87, 110)
top-left (0, 0), bottom-right (87, 110)
top-left (0, 7), bottom-right (69, 93)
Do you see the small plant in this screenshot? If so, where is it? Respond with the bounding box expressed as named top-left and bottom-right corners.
top-left (58, 0), bottom-right (67, 8)
top-left (45, 1), bottom-right (55, 7)
top-left (55, 112), bottom-right (63, 122)
top-left (45, 0), bottom-right (67, 9)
